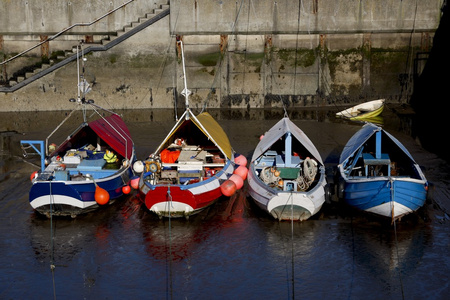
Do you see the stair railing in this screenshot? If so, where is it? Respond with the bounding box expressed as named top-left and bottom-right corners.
top-left (0, 0), bottom-right (135, 66)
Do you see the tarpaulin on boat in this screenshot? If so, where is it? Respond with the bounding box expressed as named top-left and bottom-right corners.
top-left (251, 117), bottom-right (323, 165)
top-left (194, 112), bottom-right (232, 159)
top-left (154, 110), bottom-right (233, 159)
top-left (339, 123), bottom-right (416, 164)
top-left (89, 114), bottom-right (134, 160)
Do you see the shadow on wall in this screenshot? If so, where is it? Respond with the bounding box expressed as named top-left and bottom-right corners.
top-left (410, 3), bottom-right (450, 160)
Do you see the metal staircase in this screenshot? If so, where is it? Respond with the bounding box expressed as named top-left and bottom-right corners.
top-left (0, 3), bottom-right (169, 93)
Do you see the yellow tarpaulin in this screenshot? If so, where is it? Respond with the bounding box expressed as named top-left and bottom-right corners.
top-left (154, 110), bottom-right (233, 159)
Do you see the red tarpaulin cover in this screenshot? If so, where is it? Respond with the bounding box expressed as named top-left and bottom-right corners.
top-left (89, 114), bottom-right (134, 160)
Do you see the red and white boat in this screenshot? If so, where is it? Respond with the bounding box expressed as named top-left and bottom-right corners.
top-left (136, 41), bottom-right (246, 218)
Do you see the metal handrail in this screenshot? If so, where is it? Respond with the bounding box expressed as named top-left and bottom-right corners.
top-left (0, 0), bottom-right (135, 66)
top-left (0, 8), bottom-right (169, 93)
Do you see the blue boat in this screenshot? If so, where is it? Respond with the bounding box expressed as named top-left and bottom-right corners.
top-left (337, 123), bottom-right (428, 220)
top-left (21, 44), bottom-right (136, 217)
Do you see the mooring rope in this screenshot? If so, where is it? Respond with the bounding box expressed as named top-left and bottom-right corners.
top-left (290, 192), bottom-right (295, 300)
top-left (49, 181), bottom-right (57, 300)
top-left (165, 186), bottom-right (173, 300)
top-left (390, 178), bottom-right (405, 300)
top-left (347, 216), bottom-right (356, 300)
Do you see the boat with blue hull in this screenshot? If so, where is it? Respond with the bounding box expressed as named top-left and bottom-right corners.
top-left (21, 44), bottom-right (136, 217)
top-left (337, 123), bottom-right (428, 220)
top-left (22, 108), bottom-right (136, 218)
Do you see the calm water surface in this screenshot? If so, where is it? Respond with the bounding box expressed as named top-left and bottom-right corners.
top-left (0, 107), bottom-right (449, 299)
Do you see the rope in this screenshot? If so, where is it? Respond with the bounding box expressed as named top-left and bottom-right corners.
top-left (49, 181), bottom-right (57, 300)
top-left (347, 215), bottom-right (355, 300)
top-left (166, 185), bottom-right (173, 300)
top-left (201, 0), bottom-right (245, 112)
top-left (290, 192), bottom-right (295, 300)
top-left (390, 178), bottom-right (405, 300)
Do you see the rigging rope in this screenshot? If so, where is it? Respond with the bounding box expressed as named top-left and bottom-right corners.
top-left (201, 0), bottom-right (245, 112)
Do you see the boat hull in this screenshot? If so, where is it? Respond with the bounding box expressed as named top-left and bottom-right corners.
top-left (336, 99), bottom-right (385, 120)
top-left (138, 161), bottom-right (234, 218)
top-left (247, 165), bottom-right (326, 221)
top-left (29, 168), bottom-right (133, 217)
top-left (341, 177), bottom-right (428, 219)
top-left (350, 105), bottom-right (384, 120)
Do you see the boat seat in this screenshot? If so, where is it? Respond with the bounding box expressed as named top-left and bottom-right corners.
top-left (278, 167), bottom-right (300, 179)
top-left (76, 158), bottom-right (106, 171)
top-left (275, 154), bottom-right (302, 168)
top-left (178, 170), bottom-right (202, 184)
top-left (362, 153), bottom-right (391, 177)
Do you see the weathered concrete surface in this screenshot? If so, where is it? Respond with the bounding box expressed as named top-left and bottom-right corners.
top-left (0, 0), bottom-right (444, 111)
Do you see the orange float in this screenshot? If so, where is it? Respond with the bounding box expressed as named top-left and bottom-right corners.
top-left (220, 180), bottom-right (236, 196)
top-left (30, 171), bottom-right (38, 181)
top-left (95, 186), bottom-right (110, 205)
top-left (234, 154), bottom-right (247, 166)
top-left (122, 185), bottom-right (131, 194)
top-left (234, 165), bottom-right (248, 180)
top-left (229, 174), bottom-right (244, 190)
top-left (130, 176), bottom-right (140, 189)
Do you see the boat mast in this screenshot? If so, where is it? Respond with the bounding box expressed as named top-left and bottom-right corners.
top-left (178, 41), bottom-right (192, 120)
top-left (75, 41), bottom-right (91, 123)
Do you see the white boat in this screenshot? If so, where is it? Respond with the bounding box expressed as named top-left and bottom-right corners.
top-left (247, 116), bottom-right (327, 221)
top-left (336, 99), bottom-right (385, 120)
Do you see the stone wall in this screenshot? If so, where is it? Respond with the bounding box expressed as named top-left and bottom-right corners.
top-left (0, 0), bottom-right (444, 111)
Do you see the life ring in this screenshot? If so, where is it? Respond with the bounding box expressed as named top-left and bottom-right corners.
top-left (145, 160), bottom-right (161, 173)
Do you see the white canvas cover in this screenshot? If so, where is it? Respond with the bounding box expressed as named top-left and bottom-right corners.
top-left (251, 117), bottom-right (323, 165)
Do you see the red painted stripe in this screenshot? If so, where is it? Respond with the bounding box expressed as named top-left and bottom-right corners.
top-left (144, 186), bottom-right (223, 210)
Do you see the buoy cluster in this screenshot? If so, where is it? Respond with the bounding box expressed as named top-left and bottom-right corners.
top-left (220, 154), bottom-right (248, 197)
top-left (95, 175), bottom-right (140, 206)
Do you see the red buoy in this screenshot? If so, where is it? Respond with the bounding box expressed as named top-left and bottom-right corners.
top-left (220, 180), bottom-right (236, 197)
top-left (229, 174), bottom-right (244, 190)
top-left (234, 154), bottom-right (247, 166)
top-left (122, 185), bottom-right (131, 194)
top-left (130, 177), bottom-right (140, 189)
top-left (95, 186), bottom-right (110, 205)
top-left (30, 171), bottom-right (38, 181)
top-left (234, 165), bottom-right (248, 180)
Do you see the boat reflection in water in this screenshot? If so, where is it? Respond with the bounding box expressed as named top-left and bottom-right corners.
top-left (129, 188), bottom-right (248, 262)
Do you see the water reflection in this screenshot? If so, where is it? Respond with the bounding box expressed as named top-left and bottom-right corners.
top-left (1, 107), bottom-right (448, 298)
top-left (343, 220), bottom-right (431, 299)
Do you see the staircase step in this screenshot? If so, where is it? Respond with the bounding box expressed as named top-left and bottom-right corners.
top-left (2, 6), bottom-right (170, 92)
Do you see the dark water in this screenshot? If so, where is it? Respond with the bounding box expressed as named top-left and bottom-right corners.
top-left (1, 107), bottom-right (449, 299)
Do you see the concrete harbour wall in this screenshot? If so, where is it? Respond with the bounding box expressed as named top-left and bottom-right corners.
top-left (0, 0), bottom-right (444, 111)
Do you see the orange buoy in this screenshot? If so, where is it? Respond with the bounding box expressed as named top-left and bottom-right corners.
top-left (95, 186), bottom-right (110, 205)
top-left (220, 180), bottom-right (236, 197)
top-left (234, 154), bottom-right (247, 166)
top-left (30, 171), bottom-right (38, 181)
top-left (122, 185), bottom-right (131, 194)
top-left (130, 176), bottom-right (140, 189)
top-left (234, 165), bottom-right (248, 180)
top-left (229, 174), bottom-right (244, 190)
